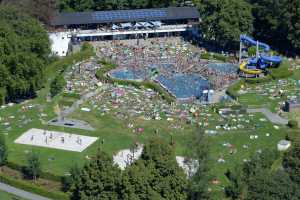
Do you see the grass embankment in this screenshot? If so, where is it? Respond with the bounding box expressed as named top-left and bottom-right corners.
top-left (95, 59), bottom-right (176, 103)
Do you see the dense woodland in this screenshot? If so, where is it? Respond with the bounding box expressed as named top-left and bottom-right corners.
top-left (0, 6), bottom-right (50, 104)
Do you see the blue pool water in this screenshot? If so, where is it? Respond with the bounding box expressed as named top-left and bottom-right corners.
top-left (109, 63), bottom-right (239, 99)
top-left (156, 74), bottom-right (209, 99)
top-left (207, 63), bottom-right (238, 74)
top-left (109, 69), bottom-right (146, 80)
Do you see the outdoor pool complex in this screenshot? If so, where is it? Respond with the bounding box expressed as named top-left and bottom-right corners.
top-left (109, 63), bottom-right (237, 100)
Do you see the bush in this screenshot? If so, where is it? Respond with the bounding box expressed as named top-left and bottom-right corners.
top-left (269, 60), bottom-right (292, 79)
top-left (0, 173), bottom-right (69, 200)
top-left (0, 135), bottom-right (7, 166)
top-left (213, 53), bottom-right (230, 62)
top-left (288, 120), bottom-right (299, 129)
top-left (200, 53), bottom-right (211, 60)
top-left (81, 42), bottom-right (94, 52)
top-left (248, 46), bottom-right (257, 57)
top-left (0, 87), bottom-right (6, 105)
top-left (24, 151), bottom-right (41, 181)
top-left (50, 75), bottom-right (66, 97)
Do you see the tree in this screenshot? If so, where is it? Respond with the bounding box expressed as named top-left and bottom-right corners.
top-left (50, 74), bottom-right (66, 97)
top-left (0, 6), bottom-right (50, 102)
top-left (225, 166), bottom-right (245, 200)
top-left (246, 169), bottom-right (297, 200)
top-left (249, 0), bottom-right (300, 55)
top-left (62, 163), bottom-right (81, 192)
top-left (0, 135), bottom-right (7, 166)
top-left (196, 0), bottom-right (253, 50)
top-left (25, 151), bottom-right (41, 181)
top-left (187, 130), bottom-right (211, 200)
top-left (71, 150), bottom-right (121, 200)
top-left (121, 138), bottom-right (188, 200)
top-left (283, 139), bottom-right (300, 185)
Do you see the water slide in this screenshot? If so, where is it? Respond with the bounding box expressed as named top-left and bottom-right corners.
top-left (240, 35), bottom-right (270, 52)
top-left (239, 61), bottom-right (263, 75)
top-left (239, 35), bottom-right (282, 75)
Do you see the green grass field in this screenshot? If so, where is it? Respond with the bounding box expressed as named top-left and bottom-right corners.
top-left (0, 189), bottom-right (24, 200)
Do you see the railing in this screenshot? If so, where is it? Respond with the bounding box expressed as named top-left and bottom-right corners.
top-left (72, 24), bottom-right (193, 37)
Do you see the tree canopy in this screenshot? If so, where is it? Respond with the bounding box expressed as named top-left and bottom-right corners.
top-left (0, 6), bottom-right (50, 103)
top-left (58, 0), bottom-right (178, 12)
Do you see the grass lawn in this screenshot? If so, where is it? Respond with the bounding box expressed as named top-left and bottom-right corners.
top-left (0, 189), bottom-right (24, 200)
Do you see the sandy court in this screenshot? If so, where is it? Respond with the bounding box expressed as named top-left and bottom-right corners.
top-left (14, 128), bottom-right (98, 152)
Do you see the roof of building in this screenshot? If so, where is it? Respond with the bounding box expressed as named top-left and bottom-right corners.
top-left (51, 7), bottom-right (200, 26)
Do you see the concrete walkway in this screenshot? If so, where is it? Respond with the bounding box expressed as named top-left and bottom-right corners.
top-left (0, 182), bottom-right (52, 200)
top-left (247, 108), bottom-right (288, 125)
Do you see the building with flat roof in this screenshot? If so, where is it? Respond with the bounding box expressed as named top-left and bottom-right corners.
top-left (49, 7), bottom-right (200, 56)
top-left (51, 7), bottom-right (200, 28)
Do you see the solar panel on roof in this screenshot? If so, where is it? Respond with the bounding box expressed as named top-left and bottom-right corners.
top-left (91, 9), bottom-right (167, 22)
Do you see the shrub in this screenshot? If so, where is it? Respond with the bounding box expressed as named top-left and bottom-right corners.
top-left (81, 42), bottom-right (94, 52)
top-left (24, 151), bottom-right (41, 181)
top-left (269, 61), bottom-right (292, 79)
top-left (0, 87), bottom-right (6, 105)
top-left (50, 75), bottom-right (66, 97)
top-left (0, 135), bottom-right (7, 166)
top-left (200, 53), bottom-right (211, 60)
top-left (288, 120), bottom-right (299, 129)
top-left (248, 46), bottom-right (257, 57)
top-left (213, 53), bottom-right (229, 62)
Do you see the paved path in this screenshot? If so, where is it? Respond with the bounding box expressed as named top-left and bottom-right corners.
top-left (61, 87), bottom-right (102, 117)
top-left (247, 108), bottom-right (288, 125)
top-left (0, 182), bottom-right (52, 200)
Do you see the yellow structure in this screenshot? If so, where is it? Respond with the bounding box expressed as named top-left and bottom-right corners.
top-left (239, 62), bottom-right (263, 75)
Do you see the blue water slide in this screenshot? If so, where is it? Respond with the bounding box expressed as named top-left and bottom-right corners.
top-left (260, 55), bottom-right (282, 64)
top-left (240, 35), bottom-right (270, 52)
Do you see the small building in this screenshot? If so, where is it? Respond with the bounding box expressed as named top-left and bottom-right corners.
top-left (277, 140), bottom-right (291, 151)
top-left (284, 100), bottom-right (300, 112)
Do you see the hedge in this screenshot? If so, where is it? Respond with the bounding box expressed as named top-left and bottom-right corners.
top-left (0, 173), bottom-right (69, 200)
top-left (62, 92), bottom-right (81, 99)
top-left (288, 120), bottom-right (299, 129)
top-left (96, 60), bottom-right (176, 103)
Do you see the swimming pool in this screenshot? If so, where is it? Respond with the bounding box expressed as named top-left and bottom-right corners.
top-left (207, 63), bottom-right (238, 74)
top-left (156, 74), bottom-right (210, 99)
